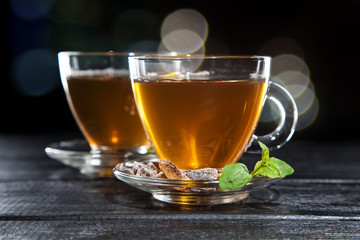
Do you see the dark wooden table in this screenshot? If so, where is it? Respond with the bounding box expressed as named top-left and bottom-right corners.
top-left (0, 132), bottom-right (359, 239)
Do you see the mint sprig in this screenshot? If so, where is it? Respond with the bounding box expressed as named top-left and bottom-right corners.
top-left (219, 141), bottom-right (294, 190)
top-left (251, 141), bottom-right (294, 178)
top-left (219, 163), bottom-right (252, 191)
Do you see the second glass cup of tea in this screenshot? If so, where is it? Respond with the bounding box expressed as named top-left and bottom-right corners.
top-left (128, 55), bottom-right (298, 170)
top-left (58, 52), bottom-right (150, 176)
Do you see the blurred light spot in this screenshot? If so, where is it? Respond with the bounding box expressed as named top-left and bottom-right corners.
top-left (295, 95), bottom-right (319, 130)
top-left (158, 40), bottom-right (205, 56)
top-left (10, 0), bottom-right (54, 20)
top-left (272, 54), bottom-right (310, 76)
top-left (294, 85), bottom-right (316, 115)
top-left (266, 53), bottom-right (319, 132)
top-left (162, 29), bottom-right (204, 54)
top-left (157, 42), bottom-right (206, 73)
top-left (111, 137), bottom-right (119, 143)
top-left (157, 41), bottom-right (171, 54)
top-left (276, 71), bottom-right (310, 98)
top-left (160, 9), bottom-right (208, 55)
top-left (12, 48), bottom-right (59, 96)
top-left (270, 75), bottom-right (286, 86)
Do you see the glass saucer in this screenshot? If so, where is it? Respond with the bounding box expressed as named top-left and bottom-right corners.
top-left (45, 139), bottom-right (157, 177)
top-left (113, 159), bottom-right (279, 205)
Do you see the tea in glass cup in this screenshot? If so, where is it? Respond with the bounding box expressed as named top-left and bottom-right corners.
top-left (58, 52), bottom-right (150, 176)
top-left (129, 55), bottom-right (297, 170)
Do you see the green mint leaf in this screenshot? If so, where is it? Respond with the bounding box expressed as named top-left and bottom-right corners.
top-left (219, 142), bottom-right (294, 191)
top-left (268, 157), bottom-right (294, 177)
top-left (252, 157), bottom-right (294, 178)
top-left (219, 163), bottom-right (252, 190)
top-left (253, 160), bottom-right (262, 170)
top-left (252, 160), bottom-right (263, 175)
top-left (258, 141), bottom-right (269, 161)
top-left (252, 160), bottom-right (282, 178)
top-left (251, 141), bottom-right (294, 178)
top-left (250, 141), bottom-right (268, 175)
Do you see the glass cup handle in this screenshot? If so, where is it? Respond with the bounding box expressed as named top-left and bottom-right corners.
top-left (246, 81), bottom-right (298, 153)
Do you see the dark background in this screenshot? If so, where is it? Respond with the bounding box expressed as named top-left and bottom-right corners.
top-left (3, 0), bottom-right (360, 141)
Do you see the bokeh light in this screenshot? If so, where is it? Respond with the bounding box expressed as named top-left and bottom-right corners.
top-left (260, 53), bottom-right (318, 131)
top-left (271, 54), bottom-right (309, 76)
top-left (157, 41), bottom-right (206, 56)
top-left (275, 71), bottom-right (310, 98)
top-left (296, 95), bottom-right (319, 130)
top-left (11, 48), bottom-right (59, 96)
top-left (258, 37), bottom-right (318, 132)
top-left (160, 9), bottom-right (208, 55)
top-left (162, 29), bottom-right (204, 54)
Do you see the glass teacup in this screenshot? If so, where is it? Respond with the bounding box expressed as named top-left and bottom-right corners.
top-left (128, 55), bottom-right (297, 170)
top-left (58, 52), bottom-right (150, 176)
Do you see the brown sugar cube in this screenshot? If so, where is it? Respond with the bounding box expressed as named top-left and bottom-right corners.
top-left (184, 168), bottom-right (219, 180)
top-left (155, 172), bottom-right (166, 178)
top-left (158, 159), bottom-right (190, 180)
top-left (149, 159), bottom-right (161, 170)
top-left (133, 161), bottom-right (159, 178)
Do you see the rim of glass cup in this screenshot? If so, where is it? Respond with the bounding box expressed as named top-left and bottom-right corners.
top-left (58, 52), bottom-right (271, 60)
top-left (128, 54), bottom-right (271, 60)
top-left (58, 51), bottom-right (136, 56)
top-left (57, 51), bottom-right (179, 57)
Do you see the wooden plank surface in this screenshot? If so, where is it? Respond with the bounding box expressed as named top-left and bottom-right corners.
top-left (1, 218), bottom-right (359, 239)
top-left (0, 179), bottom-right (360, 218)
top-left (0, 133), bottom-right (359, 239)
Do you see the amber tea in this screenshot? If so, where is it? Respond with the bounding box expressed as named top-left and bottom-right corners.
top-left (66, 75), bottom-right (148, 151)
top-left (134, 79), bottom-right (267, 170)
